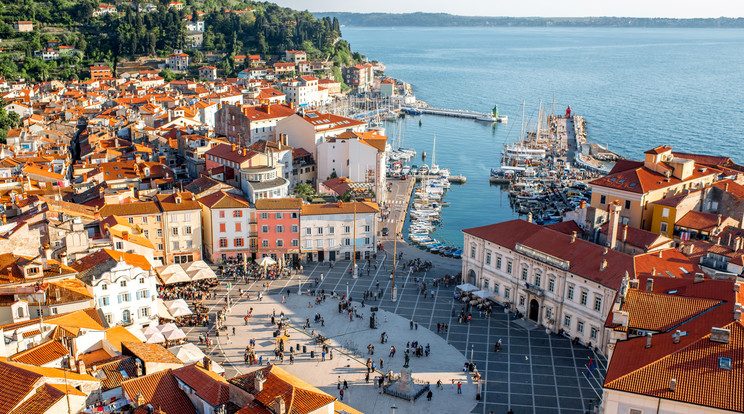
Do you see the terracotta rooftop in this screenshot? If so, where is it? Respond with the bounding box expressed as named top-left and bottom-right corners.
top-left (121, 369), bottom-right (196, 414)
top-left (301, 201), bottom-right (380, 216)
top-left (599, 223), bottom-right (672, 250)
top-left (644, 145), bottom-right (673, 154)
top-left (610, 289), bottom-right (723, 332)
top-left (155, 191), bottom-right (201, 212)
top-left (633, 248), bottom-right (701, 279)
top-left (99, 200), bottom-right (161, 217)
top-left (8, 383), bottom-right (67, 414)
top-left (712, 178), bottom-right (744, 200)
top-left (172, 364), bottom-right (230, 407)
top-left (198, 190), bottom-right (251, 209)
top-left (676, 210), bottom-right (736, 232)
top-left (0, 359), bottom-right (43, 413)
top-left (255, 198), bottom-right (303, 211)
top-left (90, 355), bottom-right (138, 391)
top-left (105, 325), bottom-right (143, 352)
top-left (9, 339), bottom-right (69, 366)
top-left (589, 161), bottom-right (718, 194)
top-left (230, 365), bottom-right (336, 414)
top-left (122, 342), bottom-right (184, 365)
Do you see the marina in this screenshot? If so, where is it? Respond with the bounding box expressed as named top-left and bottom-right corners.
top-left (401, 104), bottom-right (508, 123)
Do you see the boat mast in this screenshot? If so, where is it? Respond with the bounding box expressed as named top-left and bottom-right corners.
top-left (352, 201), bottom-right (357, 278)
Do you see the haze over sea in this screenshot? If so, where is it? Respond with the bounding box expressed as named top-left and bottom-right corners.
top-left (340, 26), bottom-right (744, 245)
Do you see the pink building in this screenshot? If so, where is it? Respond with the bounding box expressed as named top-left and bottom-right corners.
top-left (255, 198), bottom-right (302, 265)
top-left (198, 191), bottom-right (254, 263)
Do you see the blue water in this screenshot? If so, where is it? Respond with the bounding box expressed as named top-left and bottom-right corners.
top-left (341, 27), bottom-right (744, 244)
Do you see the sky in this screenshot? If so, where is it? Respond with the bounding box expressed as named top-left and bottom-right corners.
top-left (272, 0), bottom-right (744, 18)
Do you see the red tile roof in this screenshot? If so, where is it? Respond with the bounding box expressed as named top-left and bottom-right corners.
top-left (8, 383), bottom-right (65, 414)
top-left (301, 201), bottom-right (379, 216)
top-left (644, 145), bottom-right (673, 154)
top-left (633, 248), bottom-right (700, 279)
top-left (676, 210), bottom-right (735, 232)
top-left (712, 178), bottom-right (744, 200)
top-left (609, 289), bottom-right (722, 332)
top-left (599, 223), bottom-right (671, 250)
top-left (0, 359), bottom-right (42, 413)
top-left (122, 369), bottom-right (196, 414)
top-left (205, 143), bottom-right (261, 164)
top-left (10, 340), bottom-right (69, 366)
top-left (254, 198), bottom-right (302, 211)
top-left (589, 161), bottom-right (718, 194)
top-left (172, 364), bottom-right (230, 407)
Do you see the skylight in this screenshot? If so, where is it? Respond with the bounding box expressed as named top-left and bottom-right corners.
top-left (306, 113), bottom-right (318, 118)
top-left (629, 183), bottom-right (637, 187)
top-left (609, 177), bottom-right (616, 182)
top-left (618, 179), bottom-right (626, 184)
top-left (719, 357), bottom-right (732, 370)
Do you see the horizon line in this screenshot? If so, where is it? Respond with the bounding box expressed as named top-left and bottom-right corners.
top-left (312, 11), bottom-right (744, 19)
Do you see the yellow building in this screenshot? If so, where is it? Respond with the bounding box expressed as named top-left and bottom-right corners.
top-left (589, 146), bottom-right (719, 231)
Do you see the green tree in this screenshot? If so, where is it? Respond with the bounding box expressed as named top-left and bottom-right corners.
top-left (159, 68), bottom-right (177, 82)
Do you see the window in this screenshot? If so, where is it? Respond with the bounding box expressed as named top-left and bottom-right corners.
top-left (600, 195), bottom-right (606, 204)
top-left (219, 210), bottom-right (225, 218)
top-left (662, 208), bottom-right (669, 218)
top-left (262, 240), bottom-right (269, 247)
top-left (185, 226), bottom-right (192, 235)
top-left (219, 238), bottom-right (227, 248)
top-left (317, 240), bottom-right (324, 247)
top-left (545, 307), bottom-right (552, 319)
top-left (564, 314), bottom-right (572, 327)
top-left (170, 214), bottom-right (178, 223)
top-left (504, 288), bottom-right (510, 299)
top-left (233, 210), bottom-right (242, 218)
top-left (329, 227), bottom-right (334, 234)
top-left (580, 291), bottom-right (588, 306)
top-left (343, 238), bottom-right (351, 246)
top-left (364, 225), bottom-right (370, 232)
top-left (261, 213), bottom-right (268, 219)
top-left (534, 273), bottom-right (541, 287)
top-left (172, 241), bottom-right (179, 250)
top-left (275, 213), bottom-right (282, 219)
top-left (139, 278), bottom-right (145, 284)
top-left (305, 240), bottom-right (312, 248)
top-left (624, 200), bottom-right (631, 210)
top-left (158, 244), bottom-right (164, 251)
top-left (317, 227), bottom-right (323, 235)
top-left (276, 225), bottom-right (284, 233)
top-left (98, 297), bottom-right (110, 307)
top-left (234, 222), bottom-right (242, 232)
top-left (156, 215), bottom-right (162, 223)
top-left (483, 280), bottom-right (489, 290)
top-left (291, 212), bottom-right (298, 219)
top-left (122, 310), bottom-right (131, 323)
top-left (660, 222), bottom-right (668, 233)
top-left (306, 228), bottom-right (311, 235)
top-left (507, 261), bottom-right (512, 274)
top-left (101, 283), bottom-right (108, 290)
top-left (184, 214), bottom-right (191, 221)
top-left (521, 267), bottom-right (528, 280)
top-left (629, 409), bottom-right (643, 414)
top-left (157, 229), bottom-right (163, 238)
top-left (115, 242), bottom-right (123, 250)
top-left (142, 217), bottom-right (147, 224)
top-left (567, 285), bottom-right (574, 300)
top-left (128, 217), bottom-right (134, 224)
top-left (261, 225), bottom-right (269, 233)
top-left (519, 295), bottom-right (525, 306)
top-left (591, 327), bottom-right (598, 340)
top-left (496, 256), bottom-right (502, 269)
top-left (594, 296), bottom-right (602, 312)
top-left (485, 252), bottom-right (491, 265)
top-left (291, 225), bottom-right (298, 233)
top-left (276, 239), bottom-right (283, 247)
top-left (234, 238), bottom-right (244, 247)
top-left (548, 278), bottom-right (555, 292)
top-left (105, 314), bottom-right (112, 324)
top-left (120, 280), bottom-right (127, 287)
top-left (140, 307), bottom-right (151, 318)
top-left (143, 230), bottom-right (149, 238)
top-left (291, 239), bottom-right (299, 247)
top-left (493, 283), bottom-right (500, 295)
top-left (577, 321), bottom-right (584, 333)
top-left (470, 246), bottom-right (476, 258)
top-left (172, 228), bottom-right (179, 236)
top-left (364, 237), bottom-right (370, 244)
top-left (344, 226), bottom-right (350, 233)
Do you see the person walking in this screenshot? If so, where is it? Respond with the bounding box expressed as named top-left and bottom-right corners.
top-left (379, 358), bottom-right (384, 369)
top-left (322, 350), bottom-right (326, 361)
top-left (339, 389), bottom-right (344, 401)
top-left (457, 381), bottom-right (462, 394)
top-left (427, 390), bottom-right (433, 401)
top-left (343, 380), bottom-right (348, 390)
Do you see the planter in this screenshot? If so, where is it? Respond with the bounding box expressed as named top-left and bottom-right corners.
top-left (545, 328), bottom-right (552, 335)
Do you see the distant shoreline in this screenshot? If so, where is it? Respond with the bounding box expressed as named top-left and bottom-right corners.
top-left (315, 12), bottom-right (744, 28)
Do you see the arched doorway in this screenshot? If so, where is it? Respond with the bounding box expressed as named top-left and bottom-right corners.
top-left (529, 299), bottom-right (539, 322)
top-left (468, 269), bottom-right (476, 285)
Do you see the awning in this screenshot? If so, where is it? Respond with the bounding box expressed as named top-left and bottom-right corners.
top-left (144, 330), bottom-right (165, 344)
top-left (169, 305), bottom-right (193, 317)
top-left (163, 328), bottom-right (186, 341)
top-left (256, 256), bottom-right (276, 267)
top-left (156, 299), bottom-right (175, 320)
top-left (456, 283), bottom-right (479, 293)
top-left (156, 264), bottom-right (191, 285)
top-left (168, 343), bottom-right (225, 374)
top-left (472, 290), bottom-right (495, 300)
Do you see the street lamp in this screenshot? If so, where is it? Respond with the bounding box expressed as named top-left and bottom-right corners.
top-left (470, 344), bottom-right (474, 364)
top-left (346, 281), bottom-right (349, 298)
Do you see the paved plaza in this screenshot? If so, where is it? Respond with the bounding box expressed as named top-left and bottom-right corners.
top-left (182, 240), bottom-right (606, 414)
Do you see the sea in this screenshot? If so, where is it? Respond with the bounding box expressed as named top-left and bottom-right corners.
top-left (340, 26), bottom-right (744, 246)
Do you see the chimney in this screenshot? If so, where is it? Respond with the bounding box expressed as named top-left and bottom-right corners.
top-left (135, 359), bottom-right (143, 377)
top-left (710, 327), bottom-right (730, 344)
top-left (289, 101), bottom-right (294, 109)
top-left (603, 247), bottom-right (608, 255)
top-left (60, 252), bottom-right (68, 267)
top-left (608, 202), bottom-right (621, 250)
top-left (673, 330), bottom-right (681, 344)
top-left (651, 267), bottom-right (656, 276)
top-left (735, 283), bottom-right (741, 293)
top-left (579, 200), bottom-right (586, 209)
top-left (203, 356), bottom-right (212, 372)
top-left (600, 259), bottom-right (607, 271)
top-left (622, 225), bottom-right (628, 242)
top-left (273, 397), bottom-right (286, 414)
top-left (1, 214), bottom-right (5, 225)
top-left (254, 371), bottom-right (266, 392)
top-left (645, 333), bottom-right (653, 348)
top-left (735, 237), bottom-right (742, 252)
top-left (669, 379), bottom-right (677, 393)
top-left (77, 359), bottom-right (86, 374)
top-left (725, 182), bottom-right (729, 192)
top-left (122, 231), bottom-right (129, 241)
top-left (694, 273), bottom-right (704, 283)
top-left (231, 144), bottom-right (237, 152)
top-left (646, 278), bottom-right (654, 292)
top-left (570, 231), bottom-right (577, 243)
top-left (527, 212), bottom-right (533, 223)
top-left (242, 148), bottom-right (247, 157)
top-left (159, 156), bottom-right (166, 164)
top-left (717, 214), bottom-right (722, 226)
top-left (94, 208), bottom-right (100, 221)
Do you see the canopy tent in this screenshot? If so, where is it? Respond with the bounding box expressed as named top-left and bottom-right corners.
top-left (168, 343), bottom-right (225, 374)
top-left (256, 256), bottom-right (276, 267)
top-left (169, 305), bottom-right (193, 317)
top-left (144, 330), bottom-right (166, 344)
top-left (165, 299), bottom-right (189, 309)
top-left (163, 328), bottom-right (186, 341)
top-left (187, 268), bottom-right (217, 282)
top-left (456, 283), bottom-right (479, 293)
top-left (155, 299), bottom-right (175, 320)
top-left (143, 325), bottom-right (161, 337)
top-left (157, 323), bottom-right (178, 333)
top-left (156, 264), bottom-right (191, 285)
top-left (181, 261), bottom-right (217, 281)
top-left (472, 290), bottom-right (495, 301)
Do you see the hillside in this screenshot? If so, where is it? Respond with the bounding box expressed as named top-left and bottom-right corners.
top-left (0, 0), bottom-right (363, 82)
top-left (314, 12), bottom-right (744, 28)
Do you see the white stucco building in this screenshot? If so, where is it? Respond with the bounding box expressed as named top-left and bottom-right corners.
top-left (90, 259), bottom-right (158, 329)
top-left (283, 76), bottom-right (329, 108)
top-left (300, 202), bottom-right (379, 262)
top-left (316, 130), bottom-right (387, 199)
top-left (274, 111), bottom-right (367, 160)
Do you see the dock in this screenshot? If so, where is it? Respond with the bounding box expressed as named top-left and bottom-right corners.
top-left (401, 105), bottom-right (507, 123)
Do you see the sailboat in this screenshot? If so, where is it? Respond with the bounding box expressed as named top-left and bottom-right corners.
top-left (429, 135), bottom-right (440, 175)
